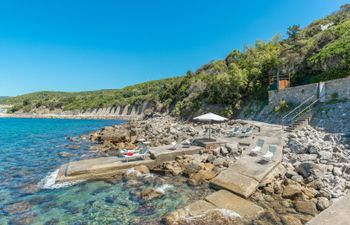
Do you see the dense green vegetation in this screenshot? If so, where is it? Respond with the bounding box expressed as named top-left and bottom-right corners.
top-left (2, 5), bottom-right (350, 118)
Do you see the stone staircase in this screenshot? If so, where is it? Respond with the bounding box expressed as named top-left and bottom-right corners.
top-left (284, 110), bottom-right (313, 132)
top-left (282, 94), bottom-right (324, 133)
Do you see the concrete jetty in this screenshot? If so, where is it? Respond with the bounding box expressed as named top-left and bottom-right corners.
top-left (56, 145), bottom-right (203, 182)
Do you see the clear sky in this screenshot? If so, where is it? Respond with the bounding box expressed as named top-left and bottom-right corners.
top-left (0, 0), bottom-right (348, 96)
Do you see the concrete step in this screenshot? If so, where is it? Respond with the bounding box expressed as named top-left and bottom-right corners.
top-left (210, 170), bottom-right (259, 198)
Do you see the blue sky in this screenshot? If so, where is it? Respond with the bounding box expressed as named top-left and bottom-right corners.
top-left (0, 0), bottom-right (348, 96)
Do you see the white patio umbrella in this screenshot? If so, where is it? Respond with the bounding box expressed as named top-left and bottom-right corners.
top-left (193, 113), bottom-right (228, 140)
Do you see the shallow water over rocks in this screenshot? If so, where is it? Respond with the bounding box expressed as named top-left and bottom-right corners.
top-left (0, 118), bottom-right (212, 224)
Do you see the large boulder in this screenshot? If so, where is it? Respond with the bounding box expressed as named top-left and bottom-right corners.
top-left (183, 162), bottom-right (202, 176)
top-left (189, 170), bottom-right (217, 185)
top-left (307, 143), bottom-right (321, 154)
top-left (163, 161), bottom-right (183, 176)
top-left (296, 162), bottom-right (324, 180)
top-left (282, 184), bottom-right (302, 199)
top-left (294, 201), bottom-right (317, 216)
top-left (316, 197), bottom-right (330, 211)
top-left (288, 140), bottom-right (306, 154)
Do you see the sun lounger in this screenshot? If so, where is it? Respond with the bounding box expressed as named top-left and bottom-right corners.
top-left (249, 139), bottom-right (265, 156)
top-left (122, 148), bottom-right (149, 162)
top-left (241, 127), bottom-right (253, 137)
top-left (181, 139), bottom-right (192, 148)
top-left (120, 144), bottom-right (147, 155)
top-left (227, 127), bottom-right (241, 137)
top-left (259, 145), bottom-right (277, 163)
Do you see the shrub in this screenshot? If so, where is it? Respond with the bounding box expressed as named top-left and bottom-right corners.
top-left (274, 100), bottom-right (293, 113)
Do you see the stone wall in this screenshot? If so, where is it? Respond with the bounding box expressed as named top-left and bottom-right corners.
top-left (324, 77), bottom-right (350, 101)
top-left (268, 76), bottom-right (350, 106)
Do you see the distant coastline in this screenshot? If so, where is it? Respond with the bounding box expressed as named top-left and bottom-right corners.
top-left (0, 112), bottom-right (138, 120)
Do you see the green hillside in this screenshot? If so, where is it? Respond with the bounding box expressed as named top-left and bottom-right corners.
top-left (0, 96), bottom-right (9, 101)
top-left (2, 4), bottom-right (350, 118)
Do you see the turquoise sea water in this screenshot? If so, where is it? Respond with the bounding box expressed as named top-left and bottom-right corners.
top-left (0, 118), bottom-right (208, 225)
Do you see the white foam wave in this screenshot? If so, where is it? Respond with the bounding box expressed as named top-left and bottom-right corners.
top-left (184, 208), bottom-right (241, 223)
top-left (38, 170), bottom-right (83, 189)
top-left (155, 184), bottom-right (174, 193)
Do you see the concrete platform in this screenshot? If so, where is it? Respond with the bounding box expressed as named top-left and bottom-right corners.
top-left (183, 200), bottom-right (217, 216)
top-left (307, 194), bottom-right (350, 225)
top-left (165, 190), bottom-right (264, 222)
top-left (57, 158), bottom-right (155, 182)
top-left (210, 122), bottom-right (283, 198)
top-left (205, 190), bottom-right (264, 219)
top-left (229, 145), bottom-right (283, 182)
top-left (57, 145), bottom-right (204, 183)
top-left (210, 169), bottom-right (260, 198)
top-left (149, 145), bottom-right (203, 162)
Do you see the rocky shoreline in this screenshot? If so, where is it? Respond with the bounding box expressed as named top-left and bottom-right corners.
top-left (79, 112), bottom-right (350, 225)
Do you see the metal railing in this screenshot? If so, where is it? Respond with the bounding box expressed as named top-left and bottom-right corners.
top-left (289, 93), bottom-right (326, 122)
top-left (281, 95), bottom-right (316, 125)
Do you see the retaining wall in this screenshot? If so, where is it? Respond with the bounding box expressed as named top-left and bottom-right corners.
top-left (268, 76), bottom-right (350, 106)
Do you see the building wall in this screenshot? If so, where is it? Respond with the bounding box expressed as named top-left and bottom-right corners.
top-left (268, 76), bottom-right (350, 106)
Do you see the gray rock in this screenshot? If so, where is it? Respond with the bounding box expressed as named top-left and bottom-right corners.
top-left (318, 151), bottom-right (333, 160)
top-left (316, 197), bottom-right (330, 211)
top-left (291, 175), bottom-right (304, 183)
top-left (289, 140), bottom-right (306, 154)
top-left (308, 144), bottom-right (321, 154)
top-left (333, 167), bottom-right (343, 176)
top-left (183, 162), bottom-right (202, 176)
top-left (213, 158), bottom-right (225, 167)
top-left (299, 154), bottom-right (318, 162)
top-left (296, 162), bottom-right (324, 180)
top-left (225, 142), bottom-right (238, 153)
top-left (212, 147), bottom-right (221, 156)
top-left (220, 146), bottom-right (229, 156)
top-left (206, 155), bottom-right (216, 163)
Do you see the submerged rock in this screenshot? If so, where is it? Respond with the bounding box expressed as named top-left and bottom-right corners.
top-left (4, 201), bottom-right (32, 214)
top-left (163, 208), bottom-right (246, 225)
top-left (140, 188), bottom-right (164, 201)
top-left (58, 152), bottom-right (76, 157)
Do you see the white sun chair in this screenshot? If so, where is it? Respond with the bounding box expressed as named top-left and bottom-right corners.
top-left (260, 145), bottom-right (277, 163)
top-left (227, 127), bottom-right (241, 137)
top-left (168, 141), bottom-right (179, 150)
top-left (249, 139), bottom-right (265, 156)
top-left (241, 127), bottom-right (253, 137)
top-left (122, 148), bottom-right (149, 162)
top-left (181, 139), bottom-right (192, 148)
